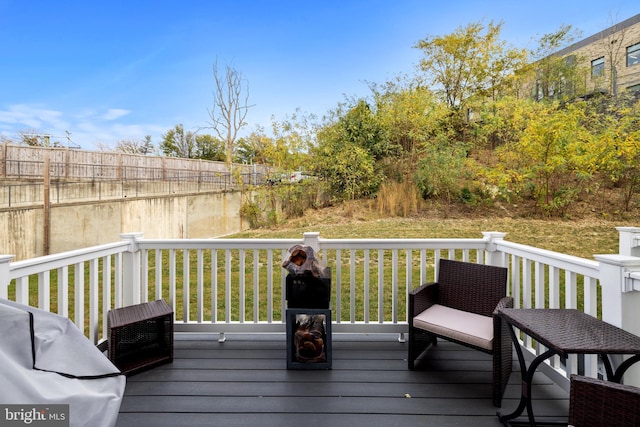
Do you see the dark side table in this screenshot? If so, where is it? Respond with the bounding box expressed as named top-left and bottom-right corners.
top-left (496, 308), bottom-right (640, 426)
top-left (108, 299), bottom-right (174, 376)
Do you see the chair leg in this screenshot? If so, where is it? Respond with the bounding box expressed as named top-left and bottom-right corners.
top-left (408, 327), bottom-right (436, 370)
top-left (492, 320), bottom-right (514, 407)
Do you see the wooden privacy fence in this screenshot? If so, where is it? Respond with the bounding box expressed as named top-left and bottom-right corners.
top-left (1, 143), bottom-right (270, 181)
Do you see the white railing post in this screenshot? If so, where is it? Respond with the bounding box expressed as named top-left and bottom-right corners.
top-left (302, 231), bottom-right (321, 252)
top-left (482, 231), bottom-right (507, 266)
top-left (595, 253), bottom-right (640, 387)
top-left (0, 255), bottom-right (15, 300)
top-left (617, 226), bottom-right (640, 257)
top-left (120, 232), bottom-right (144, 307)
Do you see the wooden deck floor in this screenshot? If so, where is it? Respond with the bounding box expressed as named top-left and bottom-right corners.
top-left (116, 333), bottom-right (569, 427)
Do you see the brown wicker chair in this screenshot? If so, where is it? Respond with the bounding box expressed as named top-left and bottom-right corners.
top-left (569, 375), bottom-right (640, 427)
top-left (408, 258), bottom-right (513, 407)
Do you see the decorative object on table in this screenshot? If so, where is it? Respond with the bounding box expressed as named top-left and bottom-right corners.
top-left (282, 244), bottom-right (327, 278)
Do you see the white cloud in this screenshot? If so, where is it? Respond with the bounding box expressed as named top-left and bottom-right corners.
top-left (0, 103), bottom-right (166, 150)
top-left (101, 108), bottom-right (131, 121)
top-left (0, 104), bottom-right (66, 130)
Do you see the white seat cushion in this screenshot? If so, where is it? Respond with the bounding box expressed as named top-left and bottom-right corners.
top-left (413, 304), bottom-right (493, 351)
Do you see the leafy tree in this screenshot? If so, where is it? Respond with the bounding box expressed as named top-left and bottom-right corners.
top-left (160, 124), bottom-right (196, 158)
top-left (337, 99), bottom-right (390, 161)
top-left (234, 134), bottom-right (261, 165)
top-left (596, 97), bottom-right (640, 210)
top-left (270, 110), bottom-right (317, 171)
top-left (371, 75), bottom-right (443, 157)
top-left (414, 20), bottom-right (527, 144)
top-left (314, 115), bottom-right (381, 201)
top-left (114, 135), bottom-right (154, 154)
top-left (415, 20), bottom-right (525, 109)
top-left (413, 137), bottom-right (469, 210)
top-left (194, 134), bottom-right (226, 161)
top-left (493, 102), bottom-right (596, 215)
top-left (471, 96), bottom-right (544, 149)
top-left (526, 25), bottom-right (586, 101)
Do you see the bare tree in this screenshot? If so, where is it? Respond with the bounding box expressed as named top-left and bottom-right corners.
top-left (598, 12), bottom-right (628, 98)
top-left (207, 59), bottom-right (252, 165)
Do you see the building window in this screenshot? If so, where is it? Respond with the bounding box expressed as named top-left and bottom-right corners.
top-left (627, 83), bottom-right (640, 93)
top-left (627, 43), bottom-right (640, 67)
top-left (591, 57), bottom-right (605, 77)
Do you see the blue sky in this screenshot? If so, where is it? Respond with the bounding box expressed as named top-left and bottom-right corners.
top-left (0, 1), bottom-right (638, 151)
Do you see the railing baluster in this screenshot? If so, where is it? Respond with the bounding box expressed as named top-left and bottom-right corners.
top-left (38, 271), bottom-right (50, 311)
top-left (141, 249), bottom-right (149, 303)
top-left (183, 249), bottom-right (190, 323)
top-left (565, 270), bottom-right (577, 309)
top-left (154, 249), bottom-right (162, 301)
top-left (350, 250), bottom-right (356, 323)
top-left (169, 249), bottom-right (176, 317)
top-left (419, 249), bottom-right (427, 286)
top-left (239, 249), bottom-right (245, 323)
top-left (522, 258), bottom-right (533, 309)
top-left (253, 249), bottom-right (259, 323)
top-left (510, 255), bottom-right (521, 307)
top-left (267, 250), bottom-right (273, 323)
top-left (74, 262), bottom-right (84, 331)
top-left (535, 261), bottom-right (546, 308)
top-left (363, 249), bottom-right (370, 324)
top-left (377, 250), bottom-right (384, 323)
top-left (197, 249), bottom-right (204, 323)
top-left (405, 249), bottom-right (411, 323)
top-left (225, 249), bottom-right (231, 323)
top-left (16, 276), bottom-right (28, 305)
top-left (392, 249), bottom-right (398, 323)
top-left (549, 266), bottom-right (560, 308)
top-left (211, 249), bottom-right (218, 323)
top-left (102, 255), bottom-right (111, 343)
top-left (57, 266), bottom-right (68, 317)
top-left (335, 249), bottom-right (342, 323)
top-left (89, 258), bottom-right (99, 343)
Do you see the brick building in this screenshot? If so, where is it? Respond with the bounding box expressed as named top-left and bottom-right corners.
top-left (551, 13), bottom-right (640, 98)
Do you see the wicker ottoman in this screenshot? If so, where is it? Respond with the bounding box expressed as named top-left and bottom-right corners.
top-left (107, 300), bottom-right (173, 376)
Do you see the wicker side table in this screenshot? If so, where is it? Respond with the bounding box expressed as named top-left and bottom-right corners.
top-left (108, 300), bottom-right (173, 376)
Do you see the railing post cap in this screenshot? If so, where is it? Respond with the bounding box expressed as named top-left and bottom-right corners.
top-left (120, 232), bottom-right (144, 240)
top-left (0, 255), bottom-right (15, 263)
top-left (482, 231), bottom-right (507, 240)
top-left (594, 254), bottom-right (640, 267)
top-left (616, 226), bottom-right (640, 233)
top-left (120, 232), bottom-right (144, 252)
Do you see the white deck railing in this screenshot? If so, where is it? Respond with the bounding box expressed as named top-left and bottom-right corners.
top-left (3, 227), bottom-right (640, 390)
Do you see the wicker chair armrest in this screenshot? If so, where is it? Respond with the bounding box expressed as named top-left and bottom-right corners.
top-left (409, 282), bottom-right (439, 319)
top-left (493, 296), bottom-right (514, 314)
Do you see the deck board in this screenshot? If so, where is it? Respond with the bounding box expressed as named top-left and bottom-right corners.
top-left (116, 333), bottom-right (569, 427)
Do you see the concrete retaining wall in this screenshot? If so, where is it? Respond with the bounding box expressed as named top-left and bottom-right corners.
top-left (1, 190), bottom-right (246, 261)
